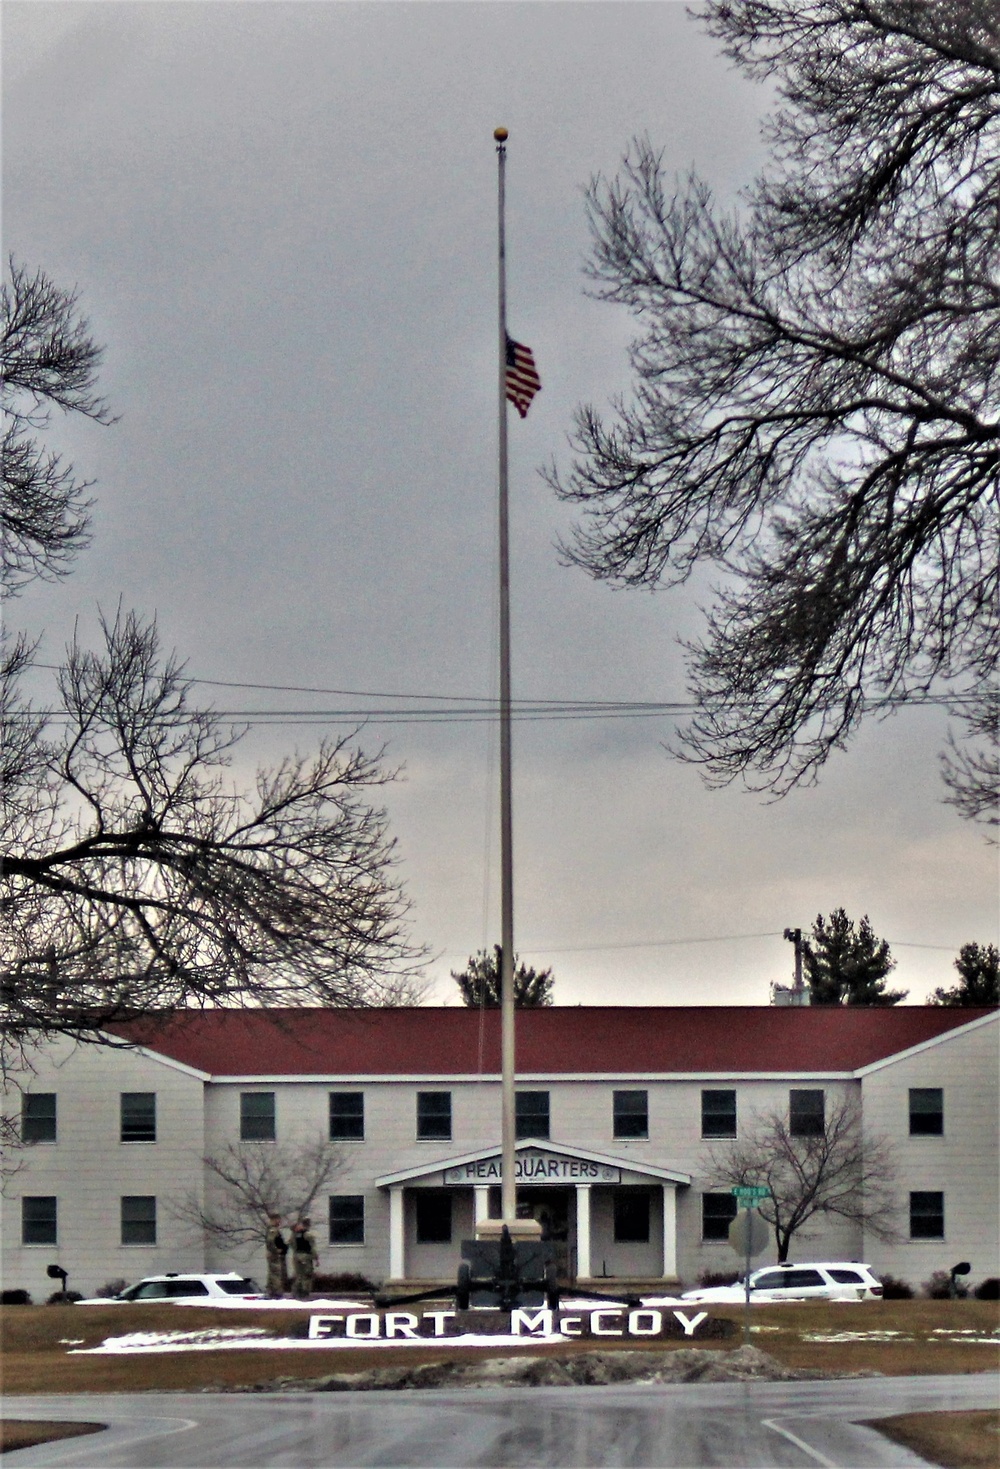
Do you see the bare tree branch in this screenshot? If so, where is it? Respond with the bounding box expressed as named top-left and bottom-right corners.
top-left (171, 1133), bottom-right (344, 1255)
top-left (704, 1094), bottom-right (899, 1261)
top-left (549, 1), bottom-right (999, 809)
top-left (0, 608), bottom-right (426, 1055)
top-left (2, 259), bottom-right (114, 595)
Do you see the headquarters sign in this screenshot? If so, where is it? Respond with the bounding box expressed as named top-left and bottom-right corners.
top-left (444, 1150), bottom-right (621, 1185)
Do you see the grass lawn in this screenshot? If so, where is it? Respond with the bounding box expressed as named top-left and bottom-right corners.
top-left (2, 1298), bottom-right (996, 1464)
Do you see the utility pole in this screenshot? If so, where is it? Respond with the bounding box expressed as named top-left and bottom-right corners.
top-left (783, 927), bottom-right (805, 996)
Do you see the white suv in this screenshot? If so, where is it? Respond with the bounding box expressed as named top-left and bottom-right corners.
top-left (77, 1272), bottom-right (263, 1303)
top-left (681, 1261), bottom-right (883, 1304)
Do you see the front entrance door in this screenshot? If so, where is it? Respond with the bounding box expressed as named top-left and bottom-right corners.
top-left (517, 1187), bottom-right (571, 1279)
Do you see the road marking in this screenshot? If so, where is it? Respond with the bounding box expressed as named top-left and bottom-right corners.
top-left (761, 1417), bottom-right (840, 1467)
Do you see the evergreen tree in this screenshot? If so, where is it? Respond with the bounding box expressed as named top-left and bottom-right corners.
top-left (452, 945), bottom-right (554, 1008)
top-left (804, 909), bottom-right (906, 1006)
top-left (928, 943), bottom-right (999, 1007)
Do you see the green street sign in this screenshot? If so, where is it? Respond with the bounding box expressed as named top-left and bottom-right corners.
top-left (732, 1185), bottom-right (770, 1201)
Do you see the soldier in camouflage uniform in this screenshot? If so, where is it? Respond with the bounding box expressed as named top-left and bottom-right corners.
top-left (264, 1214), bottom-right (289, 1298)
top-left (291, 1218), bottom-right (318, 1299)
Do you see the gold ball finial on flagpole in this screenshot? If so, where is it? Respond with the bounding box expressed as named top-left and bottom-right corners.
top-left (494, 127), bottom-right (508, 142)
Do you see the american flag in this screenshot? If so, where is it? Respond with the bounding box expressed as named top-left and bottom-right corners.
top-left (505, 335), bottom-right (541, 418)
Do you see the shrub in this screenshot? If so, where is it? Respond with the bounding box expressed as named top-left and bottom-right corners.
top-left (311, 1271), bottom-right (377, 1295)
top-left (696, 1269), bottom-right (739, 1288)
top-left (95, 1279), bottom-right (130, 1299)
top-left (973, 1277), bottom-right (999, 1300)
top-left (877, 1273), bottom-right (914, 1299)
top-left (46, 1290), bottom-right (84, 1304)
top-left (1, 1289), bottom-right (32, 1305)
top-left (923, 1270), bottom-right (968, 1299)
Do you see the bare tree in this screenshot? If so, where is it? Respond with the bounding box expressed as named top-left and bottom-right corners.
top-left (940, 690), bottom-right (999, 833)
top-left (173, 1133), bottom-right (343, 1255)
top-left (2, 260), bottom-right (114, 595)
top-left (0, 607), bottom-right (425, 1057)
top-left (705, 1094), bottom-right (898, 1261)
top-left (549, 1), bottom-right (999, 810)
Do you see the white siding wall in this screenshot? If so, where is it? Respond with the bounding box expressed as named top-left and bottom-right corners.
top-left (2, 1038), bottom-right (207, 1300)
top-left (4, 1017), bottom-right (994, 1293)
top-left (859, 1017), bottom-right (999, 1292)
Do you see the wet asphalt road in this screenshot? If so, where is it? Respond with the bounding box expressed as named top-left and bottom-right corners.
top-left (5, 1374), bottom-right (997, 1468)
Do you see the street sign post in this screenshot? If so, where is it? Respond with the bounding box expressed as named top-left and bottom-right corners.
top-left (729, 1189), bottom-right (771, 1344)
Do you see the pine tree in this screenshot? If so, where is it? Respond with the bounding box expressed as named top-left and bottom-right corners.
top-left (928, 943), bottom-right (999, 1007)
top-left (803, 910), bottom-right (906, 1006)
top-left (452, 946), bottom-right (554, 1008)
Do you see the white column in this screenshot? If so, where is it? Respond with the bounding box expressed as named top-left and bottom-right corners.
top-left (661, 1184), bottom-right (677, 1279)
top-left (575, 1183), bottom-right (592, 1280)
top-left (474, 1185), bottom-right (490, 1228)
top-left (389, 1186), bottom-right (405, 1281)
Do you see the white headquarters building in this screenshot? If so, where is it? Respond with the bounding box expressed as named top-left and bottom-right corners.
top-left (4, 1005), bottom-right (997, 1299)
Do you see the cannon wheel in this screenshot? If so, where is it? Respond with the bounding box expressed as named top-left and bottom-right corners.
top-left (544, 1261), bottom-right (560, 1311)
top-left (456, 1261), bottom-right (471, 1311)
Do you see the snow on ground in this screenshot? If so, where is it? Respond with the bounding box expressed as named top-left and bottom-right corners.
top-left (75, 1330), bottom-right (574, 1354)
top-left (173, 1297), bottom-right (368, 1310)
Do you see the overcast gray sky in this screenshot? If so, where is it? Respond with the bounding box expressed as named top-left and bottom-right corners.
top-left (5, 1), bottom-right (997, 1006)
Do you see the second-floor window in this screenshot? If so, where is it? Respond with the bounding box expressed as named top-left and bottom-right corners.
top-left (909, 1088), bottom-right (943, 1136)
top-left (613, 1090), bottom-right (648, 1139)
top-left (329, 1092), bottom-right (365, 1140)
top-left (416, 1091), bottom-right (452, 1140)
top-left (21, 1093), bottom-right (57, 1144)
top-left (701, 1090), bottom-right (737, 1138)
top-left (515, 1090), bottom-right (550, 1140)
top-left (121, 1093), bottom-right (156, 1143)
top-left (240, 1092), bottom-right (276, 1141)
top-left (789, 1089), bottom-right (825, 1136)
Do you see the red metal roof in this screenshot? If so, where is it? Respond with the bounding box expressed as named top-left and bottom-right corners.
top-left (108, 1005), bottom-right (995, 1077)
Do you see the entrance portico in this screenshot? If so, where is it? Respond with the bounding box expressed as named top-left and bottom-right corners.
top-left (377, 1140), bottom-right (689, 1283)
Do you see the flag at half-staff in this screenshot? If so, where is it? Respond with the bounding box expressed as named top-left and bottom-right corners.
top-left (505, 335), bottom-right (541, 418)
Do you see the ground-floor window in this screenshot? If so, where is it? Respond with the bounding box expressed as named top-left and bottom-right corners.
top-left (613, 1189), bottom-right (650, 1243)
top-left (121, 1195), bottom-right (157, 1245)
top-left (909, 1190), bottom-right (944, 1239)
top-left (415, 1190), bottom-right (452, 1244)
top-left (22, 1196), bottom-right (57, 1245)
top-left (330, 1194), bottom-right (365, 1244)
top-left (701, 1192), bottom-right (738, 1241)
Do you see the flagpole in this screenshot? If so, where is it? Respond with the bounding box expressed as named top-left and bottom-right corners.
top-left (494, 125), bottom-right (517, 1228)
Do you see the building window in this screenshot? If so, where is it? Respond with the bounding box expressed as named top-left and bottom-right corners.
top-left (240, 1092), bottom-right (275, 1141)
top-left (910, 1191), bottom-right (945, 1239)
top-left (789, 1089), bottom-right (825, 1136)
top-left (613, 1190), bottom-right (650, 1243)
top-left (121, 1195), bottom-right (157, 1245)
top-left (515, 1090), bottom-right (550, 1140)
top-left (22, 1197), bottom-right (57, 1245)
top-left (702, 1193), bottom-right (738, 1241)
top-left (21, 1094), bottom-right (57, 1144)
top-left (416, 1091), bottom-right (452, 1141)
top-left (120, 1092), bottom-right (156, 1143)
top-left (329, 1194), bottom-right (365, 1245)
top-left (329, 1092), bottom-right (364, 1141)
top-left (415, 1191), bottom-right (452, 1244)
top-left (909, 1088), bottom-right (943, 1136)
top-left (701, 1090), bottom-right (737, 1138)
top-left (613, 1090), bottom-right (648, 1139)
